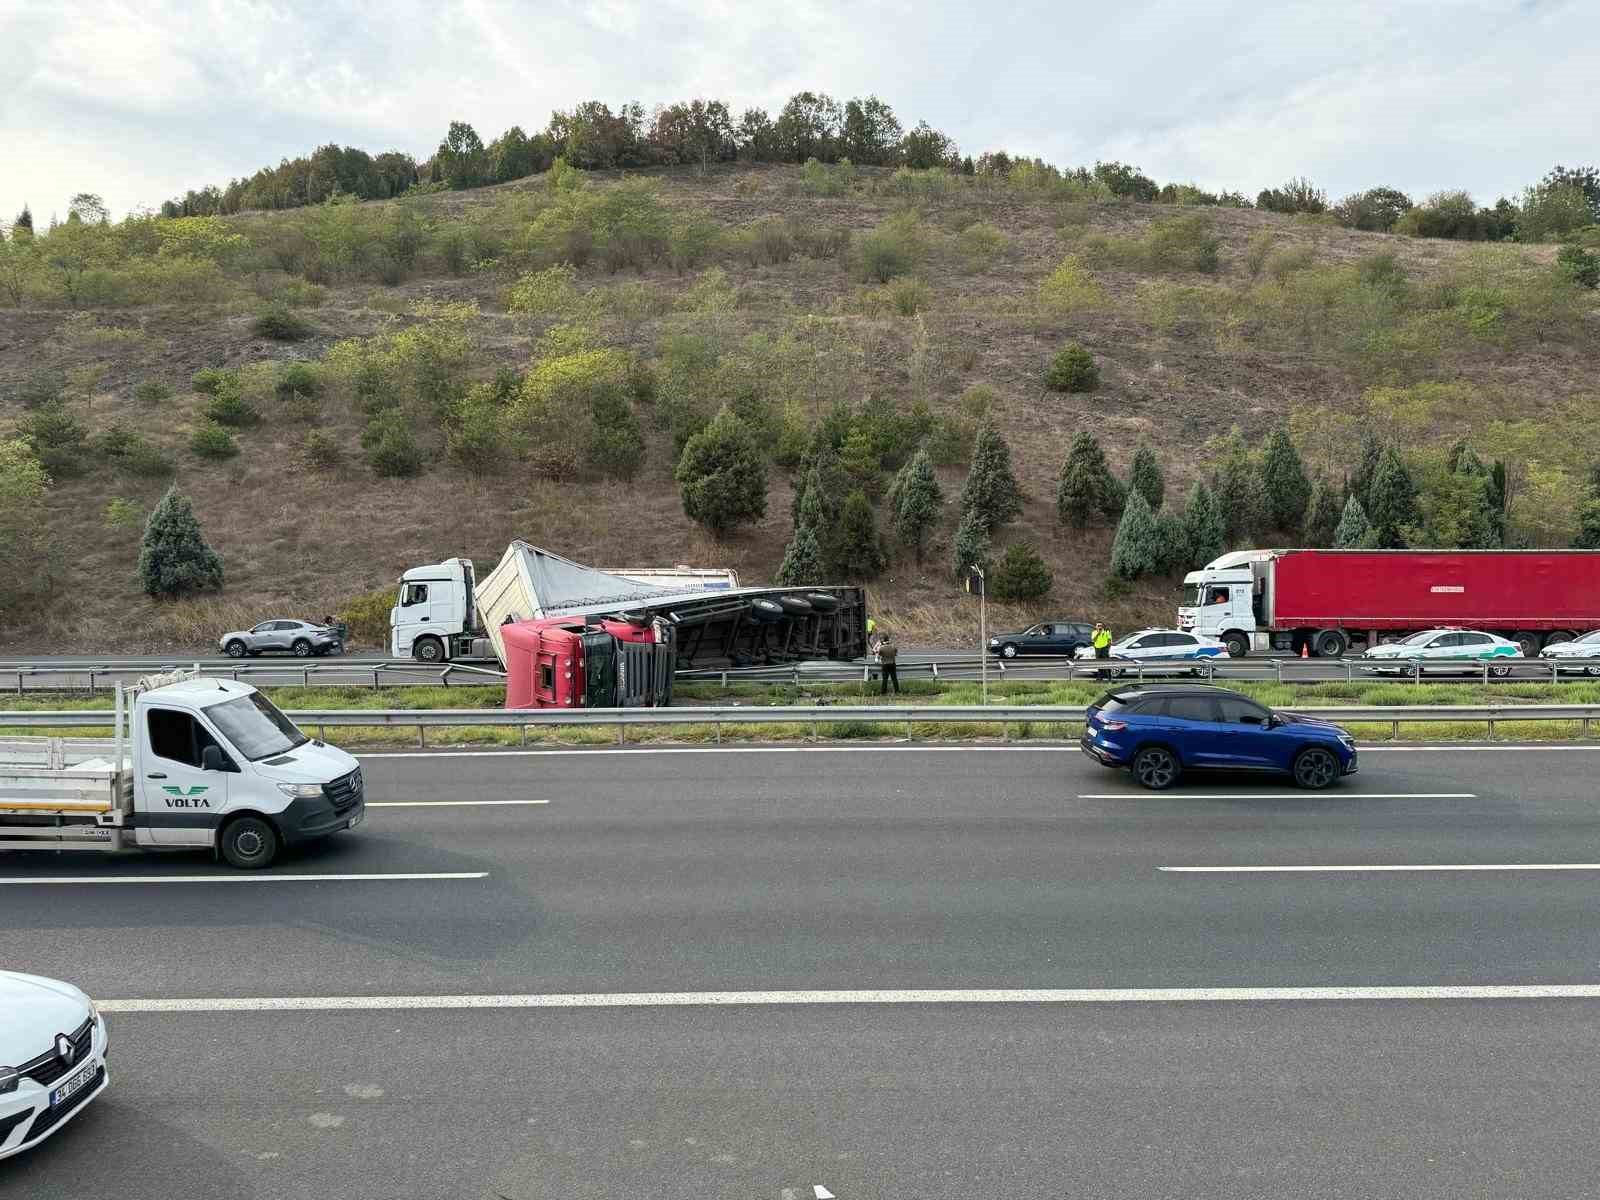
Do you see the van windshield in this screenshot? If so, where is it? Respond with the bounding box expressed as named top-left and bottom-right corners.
top-left (206, 692), bottom-right (309, 761)
top-left (1180, 585), bottom-right (1202, 607)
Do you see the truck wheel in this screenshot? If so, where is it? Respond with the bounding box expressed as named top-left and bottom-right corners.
top-left (1314, 629), bottom-right (1347, 659)
top-left (413, 636), bottom-right (444, 663)
top-left (1512, 632), bottom-right (1539, 658)
top-left (219, 816), bottom-right (279, 870)
top-left (224, 640), bottom-right (247, 659)
top-left (1223, 632), bottom-right (1249, 659)
top-left (292, 639), bottom-right (313, 657)
top-left (1546, 631), bottom-right (1576, 650)
top-left (1293, 747), bottom-right (1340, 790)
top-left (1132, 746), bottom-right (1180, 790)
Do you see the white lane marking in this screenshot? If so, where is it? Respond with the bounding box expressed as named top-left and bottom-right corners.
top-left (94, 985), bottom-right (1600, 1012)
top-left (1161, 864), bottom-right (1600, 874)
top-left (355, 744), bottom-right (1600, 761)
top-left (0, 872), bottom-right (488, 885)
top-left (815, 1188), bottom-right (836, 1199)
top-left (367, 800), bottom-right (549, 807)
top-left (356, 746), bottom-right (1085, 759)
top-left (1077, 792), bottom-right (1475, 800)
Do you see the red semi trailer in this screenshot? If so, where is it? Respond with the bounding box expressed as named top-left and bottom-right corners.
top-left (1177, 549), bottom-right (1600, 658)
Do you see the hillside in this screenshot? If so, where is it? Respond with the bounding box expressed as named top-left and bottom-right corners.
top-left (1, 163), bottom-right (1597, 653)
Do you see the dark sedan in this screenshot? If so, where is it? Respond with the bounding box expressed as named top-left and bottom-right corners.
top-left (988, 621), bottom-right (1094, 659)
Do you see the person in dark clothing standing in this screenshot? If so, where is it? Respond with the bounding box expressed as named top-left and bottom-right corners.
top-left (878, 632), bottom-right (900, 694)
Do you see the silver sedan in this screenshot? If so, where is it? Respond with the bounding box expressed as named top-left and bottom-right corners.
top-left (220, 620), bottom-right (342, 658)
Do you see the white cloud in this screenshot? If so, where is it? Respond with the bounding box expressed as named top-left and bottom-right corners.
top-left (1, 0), bottom-right (1594, 222)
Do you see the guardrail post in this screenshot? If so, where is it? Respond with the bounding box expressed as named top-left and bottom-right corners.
top-left (1274, 660), bottom-right (1282, 684)
top-left (373, 669), bottom-right (380, 690)
top-left (418, 724), bottom-right (426, 749)
top-left (521, 725), bottom-right (529, 747)
top-left (317, 724), bottom-right (326, 741)
top-left (1550, 659), bottom-right (1559, 684)
top-left (714, 719), bottom-right (721, 745)
top-left (932, 662), bottom-right (939, 679)
top-left (1392, 718), bottom-right (1400, 740)
top-left (302, 668), bottom-right (309, 687)
top-left (1483, 659), bottom-right (1489, 686)
top-left (15, 671), bottom-right (21, 695)
top-left (88, 670), bottom-right (95, 692)
top-left (721, 671), bottom-right (728, 689)
top-left (1487, 714), bottom-right (1496, 740)
top-left (1346, 660), bottom-right (1353, 683)
top-left (617, 723), bottom-right (625, 745)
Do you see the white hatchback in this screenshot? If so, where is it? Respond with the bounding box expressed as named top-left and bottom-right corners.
top-left (0, 972), bottom-right (108, 1161)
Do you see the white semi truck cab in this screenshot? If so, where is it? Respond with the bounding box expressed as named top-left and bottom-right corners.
top-left (1177, 551), bottom-right (1265, 657)
top-left (0, 671), bottom-right (364, 869)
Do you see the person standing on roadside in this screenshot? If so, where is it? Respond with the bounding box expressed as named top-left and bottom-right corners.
top-left (878, 631), bottom-right (900, 695)
top-left (1092, 622), bottom-right (1113, 678)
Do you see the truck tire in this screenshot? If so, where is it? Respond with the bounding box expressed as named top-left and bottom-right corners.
top-left (1512, 631), bottom-right (1540, 658)
top-left (292, 639), bottom-right (313, 657)
top-left (413, 636), bottom-right (444, 663)
top-left (219, 816), bottom-right (279, 870)
top-left (1222, 631), bottom-right (1250, 659)
top-left (1313, 629), bottom-right (1347, 659)
top-left (1546, 631), bottom-right (1576, 649)
top-left (224, 640), bottom-right (247, 658)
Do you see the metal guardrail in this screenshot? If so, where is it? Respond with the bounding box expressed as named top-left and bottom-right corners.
top-left (5, 702), bottom-right (1600, 747)
top-left (1, 660), bottom-right (507, 693)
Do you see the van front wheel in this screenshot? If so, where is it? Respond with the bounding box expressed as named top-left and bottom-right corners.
top-left (219, 816), bottom-right (279, 870)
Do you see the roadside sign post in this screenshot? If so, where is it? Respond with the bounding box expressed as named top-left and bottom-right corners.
top-left (966, 567), bottom-right (987, 704)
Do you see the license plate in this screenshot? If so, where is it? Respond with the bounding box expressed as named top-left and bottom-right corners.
top-left (50, 1060), bottom-right (96, 1108)
top-left (347, 811), bottom-right (363, 829)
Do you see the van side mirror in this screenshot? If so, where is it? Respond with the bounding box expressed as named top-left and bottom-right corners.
top-left (201, 745), bottom-right (230, 772)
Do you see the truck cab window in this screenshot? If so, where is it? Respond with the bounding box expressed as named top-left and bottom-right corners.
top-left (403, 583), bottom-right (429, 606)
top-left (540, 664), bottom-right (554, 691)
top-left (1208, 588), bottom-right (1229, 605)
top-left (147, 708), bottom-right (226, 768)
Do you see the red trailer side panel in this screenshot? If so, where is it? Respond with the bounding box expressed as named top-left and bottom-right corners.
top-left (1271, 550), bottom-right (1600, 631)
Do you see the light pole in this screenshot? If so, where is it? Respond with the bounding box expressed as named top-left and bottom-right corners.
top-left (967, 566), bottom-right (987, 704)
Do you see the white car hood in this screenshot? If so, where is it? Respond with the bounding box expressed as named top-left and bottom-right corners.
top-left (0, 971), bottom-right (92, 1054)
top-left (248, 738), bottom-right (360, 785)
top-left (1364, 644), bottom-right (1415, 657)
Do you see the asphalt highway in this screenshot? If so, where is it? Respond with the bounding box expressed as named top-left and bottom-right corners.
top-left (6, 743), bottom-right (1600, 1198)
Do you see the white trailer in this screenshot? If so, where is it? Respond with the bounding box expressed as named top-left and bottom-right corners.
top-left (0, 671), bottom-right (364, 868)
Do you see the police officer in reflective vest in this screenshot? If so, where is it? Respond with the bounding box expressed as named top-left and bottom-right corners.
top-left (1092, 622), bottom-right (1113, 677)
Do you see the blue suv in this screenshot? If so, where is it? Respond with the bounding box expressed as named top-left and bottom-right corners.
top-left (1081, 684), bottom-right (1357, 790)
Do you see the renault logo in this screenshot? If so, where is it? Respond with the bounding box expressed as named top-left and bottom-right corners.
top-left (56, 1033), bottom-right (76, 1065)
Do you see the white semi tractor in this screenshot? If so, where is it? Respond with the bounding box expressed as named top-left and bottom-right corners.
top-left (0, 671), bottom-right (363, 869)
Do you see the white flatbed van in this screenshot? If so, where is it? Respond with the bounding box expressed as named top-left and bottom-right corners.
top-left (0, 671), bottom-right (363, 868)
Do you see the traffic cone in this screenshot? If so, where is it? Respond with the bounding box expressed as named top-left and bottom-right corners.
top-left (1300, 643), bottom-right (1309, 658)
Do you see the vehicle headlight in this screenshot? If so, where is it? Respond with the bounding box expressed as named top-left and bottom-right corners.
top-left (988, 638), bottom-right (998, 645)
top-left (0, 1066), bottom-right (18, 1095)
top-left (276, 782), bottom-right (325, 799)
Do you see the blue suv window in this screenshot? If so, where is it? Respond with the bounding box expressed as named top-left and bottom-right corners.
top-left (1164, 695), bottom-right (1218, 722)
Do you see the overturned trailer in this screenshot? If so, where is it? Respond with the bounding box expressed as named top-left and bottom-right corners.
top-left (392, 544), bottom-right (867, 705)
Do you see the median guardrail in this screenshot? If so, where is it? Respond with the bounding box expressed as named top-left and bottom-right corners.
top-left (4, 702), bottom-right (1600, 747)
top-left (0, 660), bottom-right (507, 693)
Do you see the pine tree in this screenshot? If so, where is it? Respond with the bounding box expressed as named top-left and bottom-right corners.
top-left (1182, 481), bottom-right (1226, 567)
top-left (1333, 495), bottom-right (1375, 548)
top-left (1056, 431), bottom-right (1122, 527)
top-left (892, 449), bottom-right (943, 563)
top-left (1302, 478), bottom-right (1343, 547)
top-left (1128, 445), bottom-right (1164, 511)
top-left (775, 525), bottom-right (825, 584)
top-left (1366, 446), bottom-right (1418, 548)
top-left (1153, 510), bottom-right (1191, 575)
top-left (959, 418), bottom-right (1022, 531)
top-left (990, 542), bottom-right (1053, 601)
top-left (1110, 489), bottom-right (1163, 580)
top-left (952, 506), bottom-right (992, 579)
top-left (1212, 433), bottom-right (1266, 542)
top-left (138, 486), bottom-right (224, 598)
top-left (791, 443), bottom-right (845, 530)
top-left (1348, 430), bottom-right (1384, 511)
top-left (1573, 500), bottom-right (1600, 549)
top-left (675, 407), bottom-right (768, 535)
top-left (13, 205), bottom-right (32, 236)
top-left (1260, 428), bottom-right (1311, 531)
top-left (833, 489), bottom-right (887, 578)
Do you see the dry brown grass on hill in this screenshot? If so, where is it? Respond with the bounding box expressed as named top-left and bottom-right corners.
top-left (2, 163), bottom-right (1595, 653)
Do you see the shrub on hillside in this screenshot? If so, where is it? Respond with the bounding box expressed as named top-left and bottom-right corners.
top-left (189, 421), bottom-right (238, 459)
top-left (14, 367), bottom-right (66, 409)
top-left (302, 429), bottom-right (343, 468)
top-left (668, 211), bottom-right (721, 272)
top-left (191, 367), bottom-right (234, 395)
top-left (800, 157), bottom-right (854, 197)
top-left (252, 302), bottom-right (313, 341)
top-left (1083, 215), bottom-right (1219, 273)
top-left (506, 264), bottom-right (586, 316)
top-left (138, 486), bottom-right (223, 598)
top-left (990, 541), bottom-right (1052, 601)
top-left (275, 361), bottom-right (324, 401)
top-left (1037, 255), bottom-right (1106, 313)
top-left (1046, 342), bottom-right (1099, 393)
top-left (1557, 243), bottom-right (1600, 288)
top-left (338, 588), bottom-right (395, 648)
top-left (675, 407), bottom-right (767, 535)
top-left (856, 211), bottom-right (926, 283)
top-left (362, 409), bottom-right (425, 477)
top-left (18, 403), bottom-right (89, 478)
top-left (133, 379), bottom-right (173, 404)
top-left (585, 384), bottom-right (646, 479)
top-left (104, 497), bottom-right (143, 532)
top-left (445, 390), bottom-right (507, 476)
top-left (955, 220), bottom-right (1010, 270)
top-left (203, 382), bottom-right (259, 428)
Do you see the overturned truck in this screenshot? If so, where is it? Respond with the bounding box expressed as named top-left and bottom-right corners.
top-left (391, 543), bottom-right (868, 707)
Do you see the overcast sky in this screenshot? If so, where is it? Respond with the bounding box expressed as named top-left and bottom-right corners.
top-left (2, 0), bottom-right (1594, 223)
